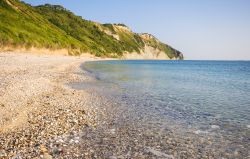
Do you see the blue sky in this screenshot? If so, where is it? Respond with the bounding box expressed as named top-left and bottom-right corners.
top-left (23, 0), bottom-right (250, 60)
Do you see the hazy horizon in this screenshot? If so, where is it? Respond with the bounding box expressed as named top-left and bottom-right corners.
top-left (23, 0), bottom-right (250, 60)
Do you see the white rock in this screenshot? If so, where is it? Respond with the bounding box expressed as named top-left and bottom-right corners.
top-left (74, 140), bottom-right (79, 144)
top-left (110, 128), bottom-right (116, 134)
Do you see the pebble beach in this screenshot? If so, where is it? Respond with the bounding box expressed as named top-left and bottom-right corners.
top-left (0, 52), bottom-right (249, 159)
top-left (0, 52), bottom-right (101, 158)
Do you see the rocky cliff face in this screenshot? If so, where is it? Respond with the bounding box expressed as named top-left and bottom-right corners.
top-left (99, 24), bottom-right (184, 59)
top-left (139, 33), bottom-right (183, 60)
top-left (0, 0), bottom-right (184, 59)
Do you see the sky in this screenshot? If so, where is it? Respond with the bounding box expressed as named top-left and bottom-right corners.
top-left (23, 0), bottom-right (250, 60)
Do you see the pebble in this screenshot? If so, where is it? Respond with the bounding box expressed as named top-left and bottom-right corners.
top-left (40, 145), bottom-right (48, 153)
top-left (110, 128), bottom-right (116, 134)
top-left (0, 53), bottom-right (97, 158)
top-left (43, 153), bottom-right (53, 159)
top-left (0, 150), bottom-right (7, 157)
top-left (146, 147), bottom-right (174, 159)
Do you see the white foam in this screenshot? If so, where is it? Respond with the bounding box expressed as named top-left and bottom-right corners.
top-left (194, 130), bottom-right (208, 135)
top-left (211, 125), bottom-right (220, 129)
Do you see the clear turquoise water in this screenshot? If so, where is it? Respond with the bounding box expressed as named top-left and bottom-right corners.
top-left (84, 60), bottom-right (250, 128)
top-left (76, 60), bottom-right (250, 157)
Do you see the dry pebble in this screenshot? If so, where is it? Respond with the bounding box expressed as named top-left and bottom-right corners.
top-left (0, 53), bottom-right (97, 158)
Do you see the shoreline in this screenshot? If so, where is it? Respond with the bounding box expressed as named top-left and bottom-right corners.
top-left (0, 52), bottom-right (109, 158)
top-left (1, 52), bottom-right (249, 158)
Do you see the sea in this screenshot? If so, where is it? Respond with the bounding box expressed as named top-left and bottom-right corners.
top-left (71, 60), bottom-right (250, 158)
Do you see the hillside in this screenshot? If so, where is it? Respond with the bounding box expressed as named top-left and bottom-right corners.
top-left (0, 0), bottom-right (183, 59)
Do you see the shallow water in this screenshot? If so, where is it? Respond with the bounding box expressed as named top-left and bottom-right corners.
top-left (70, 60), bottom-right (250, 158)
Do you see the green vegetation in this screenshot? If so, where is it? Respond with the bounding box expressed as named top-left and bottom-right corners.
top-left (0, 0), bottom-right (183, 59)
top-left (0, 0), bottom-right (82, 51)
top-left (36, 4), bottom-right (127, 57)
top-left (114, 23), bottom-right (127, 27)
